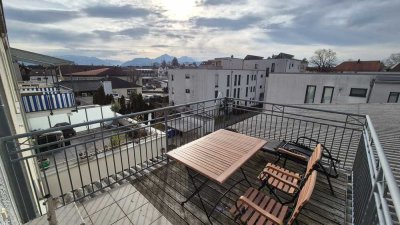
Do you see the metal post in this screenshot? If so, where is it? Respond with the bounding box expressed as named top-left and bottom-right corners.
top-left (45, 195), bottom-right (58, 225)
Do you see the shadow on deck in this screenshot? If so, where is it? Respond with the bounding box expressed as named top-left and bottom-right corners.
top-left (132, 151), bottom-right (349, 225)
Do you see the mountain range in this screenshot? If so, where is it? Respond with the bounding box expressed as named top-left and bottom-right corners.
top-left (59, 54), bottom-right (197, 67)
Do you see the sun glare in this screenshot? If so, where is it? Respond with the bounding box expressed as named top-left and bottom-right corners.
top-left (161, 0), bottom-right (197, 20)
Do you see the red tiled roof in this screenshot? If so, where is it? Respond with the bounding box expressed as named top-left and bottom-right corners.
top-left (68, 68), bottom-right (110, 76)
top-left (335, 60), bottom-right (384, 72)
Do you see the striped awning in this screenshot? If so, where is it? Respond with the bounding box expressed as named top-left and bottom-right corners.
top-left (20, 87), bottom-right (60, 95)
top-left (21, 93), bottom-right (76, 113)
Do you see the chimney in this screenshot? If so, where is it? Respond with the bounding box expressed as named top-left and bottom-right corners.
top-left (357, 59), bottom-right (360, 63)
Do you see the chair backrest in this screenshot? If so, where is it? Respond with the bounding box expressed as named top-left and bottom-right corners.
top-left (287, 171), bottom-right (318, 225)
top-left (305, 144), bottom-right (322, 175)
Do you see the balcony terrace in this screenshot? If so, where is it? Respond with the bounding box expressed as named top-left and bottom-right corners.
top-left (0, 98), bottom-right (399, 225)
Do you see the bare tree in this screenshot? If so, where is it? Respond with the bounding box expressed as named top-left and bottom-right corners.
top-left (309, 49), bottom-right (337, 72)
top-left (385, 53), bottom-right (400, 68)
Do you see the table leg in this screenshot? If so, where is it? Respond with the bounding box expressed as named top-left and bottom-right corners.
top-left (240, 168), bottom-right (252, 187)
top-left (182, 167), bottom-right (213, 224)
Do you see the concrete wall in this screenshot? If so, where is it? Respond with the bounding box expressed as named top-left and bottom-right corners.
top-left (112, 87), bottom-right (142, 98)
top-left (42, 135), bottom-right (166, 197)
top-left (237, 58), bottom-right (306, 73)
top-left (369, 82), bottom-right (400, 103)
top-left (265, 73), bottom-right (376, 104)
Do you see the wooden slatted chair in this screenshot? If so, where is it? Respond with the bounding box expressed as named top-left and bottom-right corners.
top-left (257, 144), bottom-right (322, 204)
top-left (230, 171), bottom-right (318, 225)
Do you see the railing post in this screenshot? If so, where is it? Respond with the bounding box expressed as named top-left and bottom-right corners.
top-left (163, 109), bottom-right (169, 163)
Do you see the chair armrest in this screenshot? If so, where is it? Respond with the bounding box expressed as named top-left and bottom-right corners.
top-left (266, 164), bottom-right (301, 179)
top-left (238, 196), bottom-right (284, 225)
top-left (263, 171), bottom-right (299, 189)
top-left (277, 148), bottom-right (308, 161)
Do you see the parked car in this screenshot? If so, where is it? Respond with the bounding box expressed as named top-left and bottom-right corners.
top-left (53, 122), bottom-right (76, 146)
top-left (53, 122), bottom-right (76, 138)
top-left (34, 131), bottom-right (64, 153)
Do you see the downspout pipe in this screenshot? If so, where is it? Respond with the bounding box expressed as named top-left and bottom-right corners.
top-left (366, 78), bottom-right (375, 103)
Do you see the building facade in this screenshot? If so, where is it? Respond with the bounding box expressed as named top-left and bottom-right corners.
top-left (264, 72), bottom-right (400, 104)
top-left (199, 53), bottom-right (307, 74)
top-left (168, 69), bottom-right (267, 107)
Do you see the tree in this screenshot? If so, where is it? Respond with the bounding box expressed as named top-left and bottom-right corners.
top-left (161, 60), bottom-right (167, 68)
top-left (110, 100), bottom-right (121, 114)
top-left (171, 57), bottom-right (179, 67)
top-left (93, 86), bottom-right (106, 105)
top-left (385, 53), bottom-right (400, 68)
top-left (309, 49), bottom-right (337, 72)
top-left (118, 95), bottom-right (127, 114)
top-left (128, 93), bottom-right (148, 113)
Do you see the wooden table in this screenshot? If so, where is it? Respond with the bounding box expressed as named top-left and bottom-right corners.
top-left (167, 129), bottom-right (267, 224)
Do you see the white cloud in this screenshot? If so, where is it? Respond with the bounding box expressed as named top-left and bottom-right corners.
top-left (3, 0), bottom-right (400, 62)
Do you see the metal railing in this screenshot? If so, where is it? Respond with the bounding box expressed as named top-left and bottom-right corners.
top-left (353, 116), bottom-right (400, 225)
top-left (0, 97), bottom-right (398, 224)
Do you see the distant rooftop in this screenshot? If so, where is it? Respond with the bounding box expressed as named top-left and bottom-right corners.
top-left (101, 77), bottom-right (142, 88)
top-left (335, 60), bottom-right (384, 72)
top-left (68, 68), bottom-right (110, 76)
top-left (271, 52), bottom-right (294, 59)
top-left (244, 55), bottom-right (264, 60)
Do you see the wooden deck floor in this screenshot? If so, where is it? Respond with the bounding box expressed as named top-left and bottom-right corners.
top-left (132, 151), bottom-right (349, 225)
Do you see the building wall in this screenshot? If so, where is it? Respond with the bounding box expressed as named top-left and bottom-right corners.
top-left (369, 82), bottom-right (400, 103)
top-left (243, 58), bottom-right (306, 73)
top-left (112, 87), bottom-right (142, 97)
top-left (168, 69), bottom-right (266, 106)
top-left (265, 73), bottom-right (377, 104)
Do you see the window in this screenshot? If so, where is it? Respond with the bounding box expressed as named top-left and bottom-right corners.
top-left (261, 74), bottom-right (263, 78)
top-left (226, 89), bottom-right (230, 97)
top-left (37, 77), bottom-right (42, 81)
top-left (171, 75), bottom-right (174, 81)
top-left (233, 88), bottom-right (236, 98)
top-left (215, 90), bottom-right (219, 98)
top-left (185, 74), bottom-right (190, 79)
top-left (215, 74), bottom-right (219, 87)
top-left (266, 68), bottom-right (270, 77)
top-left (350, 88), bottom-right (368, 97)
top-left (238, 75), bottom-right (241, 85)
top-left (237, 88), bottom-right (240, 98)
top-left (185, 89), bottom-right (190, 93)
top-left (321, 86), bottom-right (334, 103)
top-left (227, 75), bottom-right (230, 87)
top-left (388, 92), bottom-right (400, 103)
top-left (255, 64), bottom-right (258, 69)
top-left (127, 89), bottom-right (137, 96)
top-left (304, 85), bottom-right (316, 103)
top-left (246, 75), bottom-right (249, 85)
top-left (234, 75), bottom-right (237, 86)
top-left (260, 85), bottom-right (262, 89)
top-left (246, 87), bottom-right (248, 97)
top-left (271, 63), bottom-right (275, 73)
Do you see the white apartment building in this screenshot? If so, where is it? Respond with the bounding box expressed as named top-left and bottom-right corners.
top-left (264, 72), bottom-right (400, 104)
top-left (199, 53), bottom-right (307, 74)
top-left (168, 69), bottom-right (267, 107)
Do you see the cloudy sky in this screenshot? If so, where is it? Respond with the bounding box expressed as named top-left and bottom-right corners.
top-left (3, 0), bottom-right (400, 62)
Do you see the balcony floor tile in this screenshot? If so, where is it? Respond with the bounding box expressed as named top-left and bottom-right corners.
top-left (89, 203), bottom-right (125, 225)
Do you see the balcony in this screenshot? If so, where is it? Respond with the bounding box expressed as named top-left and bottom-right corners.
top-left (0, 98), bottom-right (399, 225)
